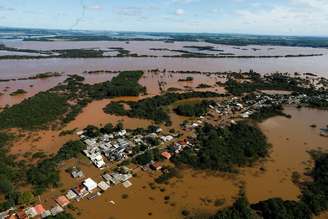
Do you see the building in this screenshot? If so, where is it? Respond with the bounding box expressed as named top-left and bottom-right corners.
top-left (66, 190), bottom-right (78, 200)
top-left (71, 168), bottom-right (84, 178)
top-left (150, 162), bottom-right (162, 171)
top-left (161, 151), bottom-right (172, 160)
top-left (320, 128), bottom-right (328, 137)
top-left (122, 180), bottom-right (132, 188)
top-left (50, 205), bottom-right (64, 216)
top-left (41, 210), bottom-right (51, 218)
top-left (83, 178), bottom-right (98, 192)
top-left (98, 181), bottom-right (110, 191)
top-left (33, 204), bottom-right (46, 216)
top-left (56, 196), bottom-right (70, 207)
top-left (73, 185), bottom-right (88, 198)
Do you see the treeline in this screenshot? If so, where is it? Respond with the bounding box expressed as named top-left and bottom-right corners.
top-left (54, 49), bottom-right (104, 58)
top-left (249, 105), bottom-right (290, 122)
top-left (0, 71), bottom-right (146, 130)
top-left (27, 141), bottom-right (86, 194)
top-left (88, 71), bottom-right (146, 99)
top-left (0, 92), bottom-right (69, 130)
top-left (211, 151), bottom-right (328, 219)
top-left (0, 132), bottom-right (29, 211)
top-left (103, 92), bottom-right (223, 125)
top-left (174, 100), bottom-right (216, 117)
top-left (225, 71), bottom-right (327, 96)
top-left (173, 122), bottom-right (269, 172)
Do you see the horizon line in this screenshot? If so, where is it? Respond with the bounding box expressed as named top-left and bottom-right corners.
top-left (1, 25), bottom-right (328, 38)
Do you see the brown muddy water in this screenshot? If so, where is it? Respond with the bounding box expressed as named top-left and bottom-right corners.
top-left (5, 41), bottom-right (328, 57)
top-left (37, 106), bottom-right (328, 219)
top-left (0, 71), bottom-right (223, 107)
top-left (9, 97), bottom-right (152, 156)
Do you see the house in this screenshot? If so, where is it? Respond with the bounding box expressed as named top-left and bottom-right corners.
top-left (33, 204), bottom-right (46, 216)
top-left (150, 162), bottom-right (162, 171)
top-left (98, 181), bottom-right (110, 191)
top-left (122, 180), bottom-right (132, 188)
top-left (50, 205), bottom-right (64, 216)
top-left (66, 190), bottom-right (78, 200)
top-left (25, 207), bottom-right (37, 218)
top-left (320, 128), bottom-right (328, 137)
top-left (73, 185), bottom-right (88, 198)
top-left (83, 178), bottom-right (98, 192)
top-left (56, 196), bottom-right (70, 207)
top-left (117, 129), bottom-right (127, 136)
top-left (41, 210), bottom-right (51, 218)
top-left (76, 131), bottom-right (84, 136)
top-left (111, 172), bottom-right (132, 183)
top-left (16, 210), bottom-right (28, 219)
top-left (160, 135), bottom-right (174, 142)
top-left (71, 168), bottom-right (84, 178)
top-left (161, 151), bottom-right (172, 160)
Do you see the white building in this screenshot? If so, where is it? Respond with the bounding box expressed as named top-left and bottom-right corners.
top-left (83, 178), bottom-right (98, 192)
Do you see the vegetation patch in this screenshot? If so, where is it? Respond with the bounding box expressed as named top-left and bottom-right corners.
top-left (9, 89), bottom-right (27, 96)
top-left (211, 151), bottom-right (328, 219)
top-left (174, 100), bottom-right (215, 117)
top-left (27, 141), bottom-right (86, 194)
top-left (103, 91), bottom-right (223, 125)
top-left (0, 92), bottom-right (68, 130)
top-left (173, 122), bottom-right (269, 172)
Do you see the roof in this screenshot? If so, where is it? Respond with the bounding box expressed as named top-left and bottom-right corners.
top-left (66, 190), bottom-right (78, 200)
top-left (150, 162), bottom-right (162, 170)
top-left (41, 210), bottom-right (51, 218)
top-left (50, 205), bottom-right (64, 216)
top-left (122, 180), bottom-right (132, 188)
top-left (83, 178), bottom-right (98, 191)
top-left (56, 195), bottom-right (70, 207)
top-left (33, 204), bottom-right (46, 215)
top-left (98, 181), bottom-right (110, 191)
top-left (25, 207), bottom-right (37, 218)
top-left (16, 210), bottom-right (28, 219)
top-left (161, 151), bottom-right (172, 159)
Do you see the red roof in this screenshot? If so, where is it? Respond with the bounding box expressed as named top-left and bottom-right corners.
top-left (150, 162), bottom-right (162, 170)
top-left (33, 204), bottom-right (46, 215)
top-left (56, 195), bottom-right (70, 207)
top-left (161, 151), bottom-right (172, 159)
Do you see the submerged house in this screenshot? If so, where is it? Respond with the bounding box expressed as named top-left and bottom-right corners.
top-left (320, 128), bottom-right (328, 137)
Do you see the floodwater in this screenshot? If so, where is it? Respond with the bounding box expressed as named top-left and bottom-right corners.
top-left (242, 106), bottom-right (328, 203)
top-left (37, 106), bottom-right (328, 219)
top-left (0, 71), bottom-right (223, 107)
top-left (5, 40), bottom-right (328, 57)
top-left (9, 97), bottom-right (152, 156)
top-left (0, 56), bottom-right (328, 81)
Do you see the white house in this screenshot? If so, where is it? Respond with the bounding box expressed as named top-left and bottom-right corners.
top-left (83, 178), bottom-right (98, 192)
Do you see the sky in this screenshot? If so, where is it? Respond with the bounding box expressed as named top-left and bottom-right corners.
top-left (0, 0), bottom-right (328, 36)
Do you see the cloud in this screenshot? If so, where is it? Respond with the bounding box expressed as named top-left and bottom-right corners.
top-left (171, 0), bottom-right (198, 4)
top-left (289, 0), bottom-right (328, 10)
top-left (175, 8), bottom-right (185, 16)
top-left (0, 6), bottom-right (15, 11)
top-left (114, 7), bottom-right (144, 16)
top-left (85, 5), bottom-right (102, 10)
top-left (234, 3), bottom-right (328, 35)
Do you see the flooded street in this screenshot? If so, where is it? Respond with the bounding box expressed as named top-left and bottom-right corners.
top-left (37, 105), bottom-right (328, 219)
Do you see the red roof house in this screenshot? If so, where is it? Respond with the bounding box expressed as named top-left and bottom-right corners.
top-left (56, 195), bottom-right (70, 207)
top-left (161, 151), bottom-right (172, 160)
top-left (33, 204), bottom-right (46, 215)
